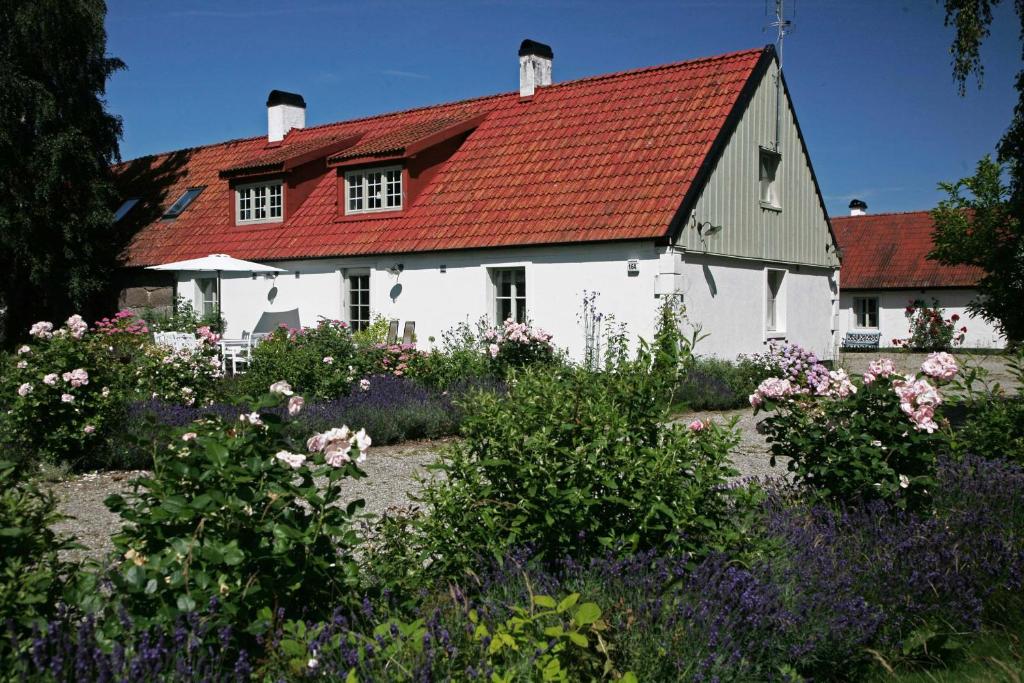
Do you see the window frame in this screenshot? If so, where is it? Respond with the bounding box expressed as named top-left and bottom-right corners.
top-left (235, 179), bottom-right (284, 225)
top-left (491, 267), bottom-right (527, 323)
top-left (114, 198), bottom-right (140, 222)
top-left (758, 147), bottom-right (781, 211)
top-left (765, 268), bottom-right (786, 336)
top-left (853, 296), bottom-right (879, 330)
top-left (344, 166), bottom-right (403, 215)
top-left (163, 187), bottom-right (205, 220)
top-left (196, 277), bottom-right (218, 317)
top-left (344, 271), bottom-right (371, 331)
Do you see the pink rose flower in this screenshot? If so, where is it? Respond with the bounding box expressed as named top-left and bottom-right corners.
top-left (688, 419), bottom-right (705, 432)
top-left (863, 358), bottom-right (897, 384)
top-left (28, 322), bottom-right (53, 339)
top-left (287, 395), bottom-right (304, 416)
top-left (275, 450), bottom-right (307, 469)
top-left (83, 425), bottom-right (96, 434)
top-left (323, 356), bottom-right (334, 365)
top-left (359, 379), bottom-right (371, 392)
top-left (920, 352), bottom-right (958, 381)
top-left (61, 393), bottom-right (74, 403)
top-left (17, 383), bottom-right (33, 397)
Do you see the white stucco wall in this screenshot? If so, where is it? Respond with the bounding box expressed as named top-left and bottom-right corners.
top-left (837, 288), bottom-right (1006, 349)
top-left (668, 252), bottom-right (838, 361)
top-left (175, 241), bottom-right (838, 362)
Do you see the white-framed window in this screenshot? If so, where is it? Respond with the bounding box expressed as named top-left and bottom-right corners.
top-left (196, 277), bottom-right (218, 317)
top-left (759, 147), bottom-right (781, 209)
top-left (766, 268), bottom-right (786, 334)
top-left (853, 296), bottom-right (879, 329)
top-left (345, 166), bottom-right (402, 215)
top-left (492, 267), bottom-right (526, 323)
top-left (236, 180), bottom-right (283, 224)
top-left (346, 272), bottom-right (371, 331)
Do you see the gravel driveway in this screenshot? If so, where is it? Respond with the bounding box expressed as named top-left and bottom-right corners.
top-left (49, 409), bottom-right (784, 563)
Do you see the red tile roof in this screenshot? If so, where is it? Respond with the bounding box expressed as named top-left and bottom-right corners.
top-left (219, 130), bottom-right (361, 177)
top-left (832, 211), bottom-right (984, 289)
top-left (122, 47), bottom-right (769, 267)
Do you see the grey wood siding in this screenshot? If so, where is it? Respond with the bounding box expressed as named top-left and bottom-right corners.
top-left (677, 60), bottom-right (839, 268)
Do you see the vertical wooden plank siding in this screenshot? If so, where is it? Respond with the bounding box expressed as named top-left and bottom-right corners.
top-left (679, 61), bottom-right (838, 268)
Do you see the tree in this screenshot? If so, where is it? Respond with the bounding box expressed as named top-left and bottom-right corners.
top-left (931, 1), bottom-right (1024, 343)
top-left (0, 0), bottom-right (124, 346)
top-left (930, 156), bottom-right (1023, 342)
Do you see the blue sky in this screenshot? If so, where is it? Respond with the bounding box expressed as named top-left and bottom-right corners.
top-left (105, 0), bottom-right (1020, 216)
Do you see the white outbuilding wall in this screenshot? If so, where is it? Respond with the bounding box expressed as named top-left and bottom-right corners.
top-left (837, 289), bottom-right (1005, 350)
top-left (175, 240), bottom-right (839, 362)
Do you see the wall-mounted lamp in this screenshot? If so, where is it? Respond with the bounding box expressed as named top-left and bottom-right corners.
top-left (440, 264), bottom-right (447, 274)
top-left (387, 263), bottom-right (404, 276)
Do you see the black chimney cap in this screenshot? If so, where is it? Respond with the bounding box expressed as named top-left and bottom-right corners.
top-left (849, 199), bottom-right (867, 210)
top-left (266, 90), bottom-right (306, 108)
top-left (519, 39), bottom-right (553, 59)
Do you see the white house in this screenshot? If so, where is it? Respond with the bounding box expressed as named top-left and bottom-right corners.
top-left (833, 202), bottom-right (1005, 349)
top-left (118, 41), bottom-right (841, 361)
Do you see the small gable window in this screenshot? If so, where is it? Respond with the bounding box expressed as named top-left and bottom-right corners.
top-left (236, 180), bottom-right (283, 224)
top-left (759, 148), bottom-right (781, 210)
top-left (345, 166), bottom-right (402, 215)
top-left (163, 187), bottom-right (204, 219)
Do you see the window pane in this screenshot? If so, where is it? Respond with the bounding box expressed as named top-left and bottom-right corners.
top-left (498, 298), bottom-right (512, 322)
top-left (385, 169), bottom-right (401, 208)
top-left (253, 185), bottom-right (266, 219)
top-left (367, 172), bottom-right (382, 209)
top-left (269, 184), bottom-right (282, 218)
top-left (348, 174), bottom-right (363, 211)
top-left (348, 274), bottom-right (370, 330)
top-left (515, 297), bottom-right (526, 323)
top-left (238, 187), bottom-right (251, 222)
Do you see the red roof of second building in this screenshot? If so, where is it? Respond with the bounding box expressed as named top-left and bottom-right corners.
top-left (123, 47), bottom-right (768, 267)
top-left (832, 211), bottom-right (983, 289)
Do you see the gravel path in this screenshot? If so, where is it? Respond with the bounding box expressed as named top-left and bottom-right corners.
top-left (49, 410), bottom-right (786, 563)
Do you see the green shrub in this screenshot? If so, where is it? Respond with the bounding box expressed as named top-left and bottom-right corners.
top-left (0, 460), bottom-right (77, 645)
top-left (134, 337), bottom-right (224, 406)
top-left (893, 299), bottom-right (966, 350)
top-left (139, 296), bottom-right (221, 334)
top-left (416, 351), bottom-right (740, 579)
top-left (948, 349), bottom-right (1024, 462)
top-left (412, 320), bottom-right (494, 390)
top-left (100, 387), bottom-right (370, 629)
top-left (242, 319), bottom-right (366, 399)
top-left (673, 356), bottom-right (778, 410)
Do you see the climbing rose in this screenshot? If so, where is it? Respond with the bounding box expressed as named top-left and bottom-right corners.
top-left (29, 321), bottom-right (53, 339)
top-left (62, 368), bottom-right (89, 388)
top-left (920, 352), bottom-right (958, 381)
top-left (863, 358), bottom-right (897, 384)
top-left (43, 373), bottom-right (59, 386)
top-left (275, 450), bottom-right (307, 469)
top-left (269, 380), bottom-right (294, 396)
top-left (65, 314), bottom-right (88, 339)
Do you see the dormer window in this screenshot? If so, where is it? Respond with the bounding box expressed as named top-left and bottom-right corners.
top-left (345, 166), bottom-right (402, 215)
top-left (236, 180), bottom-right (283, 224)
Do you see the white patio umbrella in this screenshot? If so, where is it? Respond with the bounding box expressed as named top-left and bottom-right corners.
top-left (146, 253), bottom-right (286, 325)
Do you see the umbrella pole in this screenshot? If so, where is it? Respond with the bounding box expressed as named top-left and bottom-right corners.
top-left (217, 270), bottom-right (222, 333)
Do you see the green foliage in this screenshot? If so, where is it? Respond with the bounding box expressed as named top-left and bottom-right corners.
top-left (100, 392), bottom-right (367, 628)
top-left (0, 460), bottom-right (76, 649)
top-left (948, 349), bottom-right (1024, 463)
top-left (263, 590), bottom-right (631, 682)
top-left (674, 355), bottom-right (778, 411)
top-left (413, 320), bottom-right (495, 390)
top-left (0, 0), bottom-right (125, 346)
top-left (416, 352), bottom-right (740, 579)
top-left (931, 157), bottom-right (1024, 344)
top-left (0, 317), bottom-right (133, 470)
top-left (351, 314), bottom-right (392, 346)
top-left (140, 297), bottom-right (221, 334)
top-left (133, 338), bottom-right (224, 406)
top-left (242, 320), bottom-right (365, 399)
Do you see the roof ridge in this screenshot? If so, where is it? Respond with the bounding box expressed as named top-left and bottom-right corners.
top-left (832, 209), bottom-right (934, 220)
top-left (119, 45), bottom-right (768, 165)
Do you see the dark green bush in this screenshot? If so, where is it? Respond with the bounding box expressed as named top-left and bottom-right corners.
top-left (415, 350), bottom-right (741, 579)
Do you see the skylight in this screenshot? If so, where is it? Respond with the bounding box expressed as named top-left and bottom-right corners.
top-left (163, 187), bottom-right (205, 219)
top-left (113, 198), bottom-right (139, 222)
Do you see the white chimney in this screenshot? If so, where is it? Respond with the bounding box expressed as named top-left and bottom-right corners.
top-left (519, 39), bottom-right (553, 98)
top-left (849, 198), bottom-right (868, 216)
top-left (267, 90), bottom-right (306, 143)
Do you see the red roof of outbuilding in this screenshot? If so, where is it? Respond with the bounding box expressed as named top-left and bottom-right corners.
top-left (832, 211), bottom-right (984, 289)
top-left (123, 47), bottom-right (769, 267)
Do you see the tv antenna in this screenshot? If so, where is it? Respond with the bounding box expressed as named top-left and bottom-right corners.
top-left (765, 0), bottom-right (794, 150)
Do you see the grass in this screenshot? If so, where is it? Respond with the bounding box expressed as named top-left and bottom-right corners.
top-left (870, 624), bottom-right (1024, 682)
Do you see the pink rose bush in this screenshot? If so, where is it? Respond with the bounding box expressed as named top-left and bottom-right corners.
top-left (135, 341), bottom-right (223, 407)
top-left (753, 347), bottom-right (959, 508)
top-left (3, 314), bottom-right (131, 467)
top-left (481, 319), bottom-right (556, 371)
